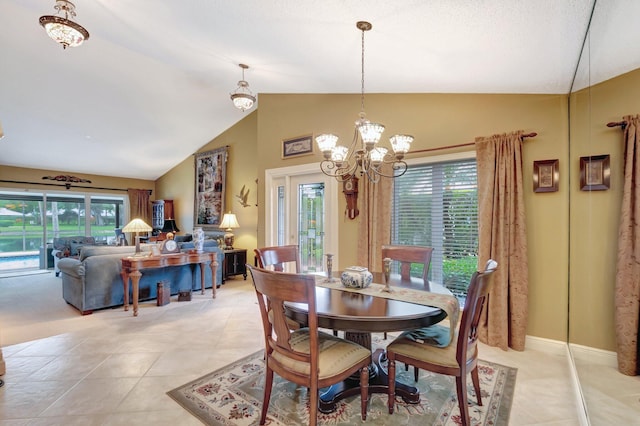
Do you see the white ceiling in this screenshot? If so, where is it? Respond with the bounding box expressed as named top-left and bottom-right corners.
top-left (0, 0), bottom-right (636, 181)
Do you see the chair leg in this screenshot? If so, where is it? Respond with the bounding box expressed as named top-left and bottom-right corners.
top-left (414, 366), bottom-right (419, 382)
top-left (309, 386), bottom-right (318, 426)
top-left (260, 366), bottom-right (274, 425)
top-left (384, 332), bottom-right (388, 339)
top-left (387, 355), bottom-right (396, 414)
top-left (360, 366), bottom-right (369, 420)
top-left (471, 367), bottom-right (482, 406)
top-left (333, 330), bottom-right (338, 336)
top-left (455, 375), bottom-right (470, 426)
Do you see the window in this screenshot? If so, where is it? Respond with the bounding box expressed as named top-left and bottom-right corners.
top-left (391, 154), bottom-right (478, 299)
top-left (0, 190), bottom-right (126, 271)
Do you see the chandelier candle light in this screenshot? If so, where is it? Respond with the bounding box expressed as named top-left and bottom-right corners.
top-left (39, 0), bottom-right (90, 49)
top-left (230, 64), bottom-right (256, 111)
top-left (315, 21), bottom-right (413, 183)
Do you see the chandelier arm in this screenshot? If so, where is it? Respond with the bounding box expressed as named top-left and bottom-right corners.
top-left (368, 160), bottom-right (409, 179)
top-left (320, 161), bottom-right (358, 182)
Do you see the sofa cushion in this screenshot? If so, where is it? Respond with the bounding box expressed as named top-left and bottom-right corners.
top-left (70, 242), bottom-right (86, 257)
top-left (79, 245), bottom-right (137, 261)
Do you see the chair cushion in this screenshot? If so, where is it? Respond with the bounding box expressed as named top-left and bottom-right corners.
top-left (271, 329), bottom-right (370, 379)
top-left (387, 329), bottom-right (476, 368)
top-left (397, 324), bottom-right (451, 348)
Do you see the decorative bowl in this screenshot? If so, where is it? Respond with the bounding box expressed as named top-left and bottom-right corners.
top-left (341, 266), bottom-right (373, 289)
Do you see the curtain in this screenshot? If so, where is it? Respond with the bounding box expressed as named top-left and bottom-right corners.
top-left (615, 114), bottom-right (640, 376)
top-left (127, 189), bottom-right (152, 225)
top-left (475, 131), bottom-right (529, 351)
top-left (357, 172), bottom-right (392, 272)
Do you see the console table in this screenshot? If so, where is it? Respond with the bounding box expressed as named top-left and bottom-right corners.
top-left (222, 249), bottom-right (247, 283)
top-left (121, 251), bottom-right (218, 316)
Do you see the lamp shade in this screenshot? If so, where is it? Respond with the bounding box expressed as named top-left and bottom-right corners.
top-left (122, 218), bottom-right (152, 233)
top-left (219, 213), bottom-right (240, 231)
top-left (161, 219), bottom-right (180, 233)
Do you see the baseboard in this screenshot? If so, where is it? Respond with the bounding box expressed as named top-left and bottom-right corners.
top-left (569, 343), bottom-right (618, 368)
top-left (525, 334), bottom-right (568, 356)
top-left (525, 335), bottom-right (590, 426)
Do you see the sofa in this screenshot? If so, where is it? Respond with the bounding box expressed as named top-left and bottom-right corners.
top-left (52, 236), bottom-right (103, 277)
top-left (58, 240), bottom-right (223, 315)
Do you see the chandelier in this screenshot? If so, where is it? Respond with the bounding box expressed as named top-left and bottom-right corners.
top-left (39, 0), bottom-right (90, 50)
top-left (315, 21), bottom-right (413, 183)
top-left (230, 64), bottom-right (256, 111)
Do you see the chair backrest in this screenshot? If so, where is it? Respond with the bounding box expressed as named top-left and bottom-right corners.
top-left (114, 228), bottom-right (128, 246)
top-left (248, 265), bottom-right (319, 380)
top-left (254, 245), bottom-right (301, 272)
top-left (381, 245), bottom-right (433, 282)
top-left (456, 259), bottom-right (498, 365)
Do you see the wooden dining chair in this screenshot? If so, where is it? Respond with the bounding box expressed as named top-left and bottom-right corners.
top-left (386, 259), bottom-right (498, 426)
top-left (381, 244), bottom-right (434, 289)
top-left (381, 244), bottom-right (434, 339)
top-left (248, 265), bottom-right (371, 426)
top-left (254, 244), bottom-right (301, 272)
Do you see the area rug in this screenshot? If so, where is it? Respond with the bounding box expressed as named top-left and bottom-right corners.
top-left (168, 348), bottom-right (516, 426)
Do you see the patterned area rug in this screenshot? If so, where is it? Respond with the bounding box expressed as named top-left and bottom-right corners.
top-left (168, 345), bottom-right (516, 425)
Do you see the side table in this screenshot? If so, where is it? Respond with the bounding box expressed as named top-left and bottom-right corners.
top-left (223, 249), bottom-right (247, 283)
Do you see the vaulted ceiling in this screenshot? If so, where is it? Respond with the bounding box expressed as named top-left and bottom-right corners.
top-left (0, 0), bottom-right (635, 180)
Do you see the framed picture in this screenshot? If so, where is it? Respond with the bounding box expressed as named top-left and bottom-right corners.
top-left (580, 154), bottom-right (610, 191)
top-left (194, 146), bottom-right (228, 229)
top-left (533, 159), bottom-right (559, 193)
top-left (282, 134), bottom-right (314, 158)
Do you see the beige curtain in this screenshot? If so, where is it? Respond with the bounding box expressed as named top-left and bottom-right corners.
top-left (127, 189), bottom-right (152, 224)
top-left (615, 114), bottom-right (640, 376)
top-left (475, 131), bottom-right (529, 351)
top-left (357, 173), bottom-right (392, 272)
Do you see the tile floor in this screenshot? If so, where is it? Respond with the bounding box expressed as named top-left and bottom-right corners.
top-left (0, 277), bottom-right (634, 425)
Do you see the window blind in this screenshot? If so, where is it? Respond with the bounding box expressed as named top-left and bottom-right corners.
top-left (392, 158), bottom-right (478, 296)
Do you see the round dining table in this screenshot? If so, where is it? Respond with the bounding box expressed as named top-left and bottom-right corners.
top-left (285, 272), bottom-right (451, 413)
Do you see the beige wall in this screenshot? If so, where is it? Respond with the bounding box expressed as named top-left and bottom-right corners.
top-left (6, 75), bottom-right (634, 350)
top-left (0, 165), bottom-right (154, 199)
top-left (156, 111), bottom-right (259, 258)
top-left (569, 67), bottom-right (640, 351)
top-left (158, 92), bottom-right (571, 343)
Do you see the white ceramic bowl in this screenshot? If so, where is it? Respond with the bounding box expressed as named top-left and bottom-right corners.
top-left (341, 266), bottom-right (373, 289)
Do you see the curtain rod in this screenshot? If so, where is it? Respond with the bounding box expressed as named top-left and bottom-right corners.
top-left (408, 132), bottom-right (537, 155)
top-left (0, 179), bottom-right (152, 194)
top-left (607, 121), bottom-right (627, 129)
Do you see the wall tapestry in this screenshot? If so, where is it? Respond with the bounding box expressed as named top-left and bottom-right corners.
top-left (194, 146), bottom-right (228, 229)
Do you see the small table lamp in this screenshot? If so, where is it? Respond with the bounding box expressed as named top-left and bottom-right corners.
top-left (161, 219), bottom-right (180, 234)
top-left (122, 218), bottom-right (152, 256)
top-left (219, 212), bottom-right (240, 249)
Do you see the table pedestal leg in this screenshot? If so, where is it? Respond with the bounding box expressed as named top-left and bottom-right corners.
top-left (318, 345), bottom-right (420, 413)
top-left (210, 260), bottom-right (217, 299)
top-left (121, 271), bottom-right (129, 312)
top-left (199, 262), bottom-right (206, 295)
top-left (130, 270), bottom-right (141, 316)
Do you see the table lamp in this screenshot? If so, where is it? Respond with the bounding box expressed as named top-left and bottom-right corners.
top-left (122, 218), bottom-right (152, 256)
top-left (219, 212), bottom-right (240, 249)
top-left (161, 219), bottom-right (180, 234)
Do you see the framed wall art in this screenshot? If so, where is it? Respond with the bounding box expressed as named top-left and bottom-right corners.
top-left (580, 154), bottom-right (610, 191)
top-left (194, 146), bottom-right (228, 229)
top-left (533, 159), bottom-right (559, 193)
top-left (282, 134), bottom-right (314, 158)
